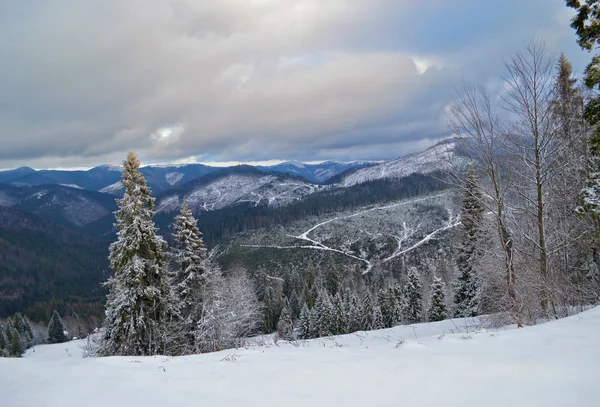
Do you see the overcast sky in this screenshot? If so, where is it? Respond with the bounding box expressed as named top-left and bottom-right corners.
top-left (0, 0), bottom-right (590, 169)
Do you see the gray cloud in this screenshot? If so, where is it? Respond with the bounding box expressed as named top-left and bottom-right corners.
top-left (0, 0), bottom-right (590, 169)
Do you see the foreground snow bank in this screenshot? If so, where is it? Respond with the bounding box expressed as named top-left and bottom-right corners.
top-left (2, 308), bottom-right (599, 407)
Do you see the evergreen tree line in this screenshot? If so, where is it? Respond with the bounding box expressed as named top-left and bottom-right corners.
top-left (0, 313), bottom-right (34, 357)
top-left (264, 268), bottom-right (453, 341)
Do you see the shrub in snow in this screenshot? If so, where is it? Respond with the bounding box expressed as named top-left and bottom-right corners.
top-left (194, 267), bottom-right (261, 353)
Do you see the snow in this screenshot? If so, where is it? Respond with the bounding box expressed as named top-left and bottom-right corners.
top-left (96, 164), bottom-right (122, 172)
top-left (165, 172), bottom-right (184, 185)
top-left (58, 183), bottom-right (82, 189)
top-left (243, 192), bottom-right (457, 274)
top-left (2, 307), bottom-right (598, 407)
top-left (99, 181), bottom-right (124, 194)
top-left (157, 174), bottom-right (317, 213)
top-left (28, 190), bottom-right (47, 200)
top-left (341, 141), bottom-right (470, 187)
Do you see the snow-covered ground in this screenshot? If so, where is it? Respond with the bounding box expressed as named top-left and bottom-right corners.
top-left (2, 307), bottom-right (598, 407)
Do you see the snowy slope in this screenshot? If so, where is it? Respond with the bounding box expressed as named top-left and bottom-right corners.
top-left (157, 173), bottom-right (320, 213)
top-left (340, 140), bottom-right (470, 187)
top-left (2, 307), bottom-right (598, 407)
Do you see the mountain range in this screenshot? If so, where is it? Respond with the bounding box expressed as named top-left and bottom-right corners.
top-left (0, 139), bottom-right (471, 320)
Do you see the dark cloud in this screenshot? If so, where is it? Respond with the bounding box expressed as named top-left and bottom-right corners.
top-left (0, 0), bottom-right (589, 169)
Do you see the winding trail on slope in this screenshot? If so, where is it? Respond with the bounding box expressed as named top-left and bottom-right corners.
top-left (243, 192), bottom-right (456, 274)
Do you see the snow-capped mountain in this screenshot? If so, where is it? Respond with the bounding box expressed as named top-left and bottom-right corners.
top-left (258, 160), bottom-right (379, 183)
top-left (0, 183), bottom-right (117, 228)
top-left (339, 139), bottom-right (470, 187)
top-left (156, 166), bottom-right (322, 213)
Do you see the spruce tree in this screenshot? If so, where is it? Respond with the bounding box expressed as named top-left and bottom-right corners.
top-left (331, 293), bottom-right (346, 335)
top-left (288, 289), bottom-right (301, 321)
top-left (0, 325), bottom-right (8, 357)
top-left (346, 293), bottom-right (362, 333)
top-left (14, 313), bottom-right (33, 347)
top-left (170, 203), bottom-right (208, 333)
top-left (7, 318), bottom-right (24, 356)
top-left (362, 292), bottom-right (374, 330)
top-left (371, 306), bottom-right (385, 330)
top-left (427, 277), bottom-right (448, 322)
top-left (101, 153), bottom-right (172, 356)
top-left (298, 303), bottom-right (312, 339)
top-left (454, 167), bottom-right (484, 318)
top-left (276, 299), bottom-right (294, 340)
top-left (47, 310), bottom-right (67, 344)
top-left (403, 268), bottom-right (424, 324)
top-left (315, 292), bottom-right (333, 337)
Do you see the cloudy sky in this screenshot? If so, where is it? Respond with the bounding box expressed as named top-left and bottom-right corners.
top-left (0, 0), bottom-right (590, 169)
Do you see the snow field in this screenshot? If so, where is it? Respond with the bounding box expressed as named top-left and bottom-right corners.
top-left (2, 307), bottom-right (599, 407)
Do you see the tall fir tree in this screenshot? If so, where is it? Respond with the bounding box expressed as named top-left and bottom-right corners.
top-left (0, 325), bottom-right (8, 357)
top-left (331, 293), bottom-right (346, 335)
top-left (315, 292), bottom-right (333, 337)
top-left (101, 153), bottom-right (173, 356)
top-left (454, 167), bottom-right (484, 317)
top-left (362, 292), bottom-right (374, 330)
top-left (276, 298), bottom-right (294, 340)
top-left (298, 303), bottom-right (312, 339)
top-left (7, 318), bottom-right (24, 357)
top-left (170, 203), bottom-right (208, 332)
top-left (403, 268), bottom-right (424, 324)
top-left (346, 292), bottom-right (362, 333)
top-left (47, 310), bottom-right (67, 344)
top-left (427, 277), bottom-right (448, 322)
top-left (371, 305), bottom-right (385, 330)
top-left (14, 313), bottom-right (33, 347)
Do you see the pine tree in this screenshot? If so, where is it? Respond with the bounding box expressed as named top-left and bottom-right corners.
top-left (170, 203), bottom-right (208, 336)
top-left (47, 310), bottom-right (67, 344)
top-left (427, 277), bottom-right (447, 322)
top-left (288, 289), bottom-right (301, 321)
top-left (331, 293), bottom-right (346, 335)
top-left (308, 307), bottom-right (319, 338)
top-left (454, 167), bottom-right (484, 318)
top-left (276, 298), bottom-right (294, 340)
top-left (14, 313), bottom-right (33, 347)
top-left (315, 292), bottom-right (333, 337)
top-left (101, 153), bottom-right (172, 356)
top-left (362, 292), bottom-right (374, 330)
top-left (371, 306), bottom-right (385, 330)
top-left (0, 325), bottom-right (9, 358)
top-left (298, 303), bottom-right (312, 339)
top-left (403, 268), bottom-right (424, 324)
top-left (346, 292), bottom-right (362, 333)
top-left (6, 318), bottom-right (24, 356)
top-left (378, 287), bottom-right (401, 328)
top-left (0, 325), bottom-right (8, 357)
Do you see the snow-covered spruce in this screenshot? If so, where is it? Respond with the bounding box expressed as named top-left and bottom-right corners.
top-left (403, 268), bottom-right (424, 324)
top-left (170, 202), bottom-right (209, 347)
top-left (276, 298), bottom-right (294, 340)
top-left (427, 277), bottom-right (447, 322)
top-left (453, 167), bottom-right (484, 318)
top-left (47, 310), bottom-right (67, 344)
top-left (101, 153), bottom-right (174, 356)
